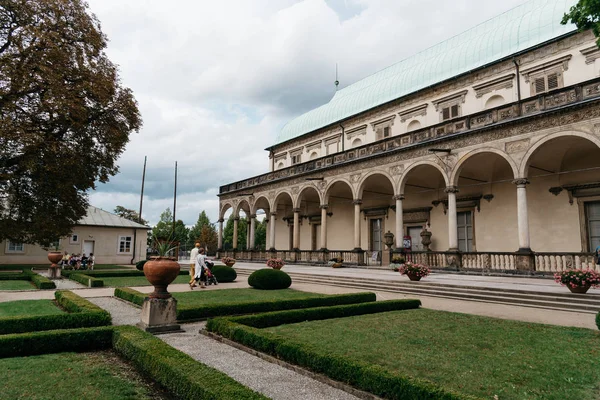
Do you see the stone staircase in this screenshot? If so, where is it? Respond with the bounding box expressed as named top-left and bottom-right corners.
top-left (235, 268), bottom-right (600, 314)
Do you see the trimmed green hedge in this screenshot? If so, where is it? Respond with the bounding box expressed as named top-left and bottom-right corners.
top-left (0, 291), bottom-right (111, 335)
top-left (63, 269), bottom-right (188, 278)
top-left (114, 287), bottom-right (145, 307)
top-left (135, 260), bottom-right (147, 271)
top-left (596, 312), bottom-right (600, 330)
top-left (69, 273), bottom-right (104, 287)
top-left (0, 326), bottom-right (113, 358)
top-left (211, 265), bottom-right (237, 282)
top-left (206, 300), bottom-right (475, 400)
top-left (248, 268), bottom-right (291, 290)
top-left (0, 270), bottom-right (55, 289)
top-left (113, 325), bottom-right (266, 400)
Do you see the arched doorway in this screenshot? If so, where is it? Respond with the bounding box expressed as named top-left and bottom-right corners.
top-left (324, 180), bottom-right (354, 250)
top-left (358, 173), bottom-right (395, 257)
top-left (272, 191), bottom-right (294, 250)
top-left (296, 186), bottom-right (323, 250)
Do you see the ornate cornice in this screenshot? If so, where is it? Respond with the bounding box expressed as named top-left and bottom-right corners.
top-left (520, 55), bottom-right (572, 82)
top-left (580, 45), bottom-right (600, 65)
top-left (399, 103), bottom-right (428, 122)
top-left (345, 124), bottom-right (368, 140)
top-left (432, 90), bottom-right (468, 111)
top-left (472, 74), bottom-right (515, 98)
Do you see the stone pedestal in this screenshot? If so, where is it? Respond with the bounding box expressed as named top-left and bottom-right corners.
top-left (515, 251), bottom-right (535, 272)
top-left (137, 297), bottom-right (182, 334)
top-left (48, 266), bottom-right (61, 279)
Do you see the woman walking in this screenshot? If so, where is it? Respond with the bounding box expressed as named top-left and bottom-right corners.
top-left (193, 247), bottom-right (208, 289)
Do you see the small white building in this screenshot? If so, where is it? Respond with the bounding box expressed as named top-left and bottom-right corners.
top-left (0, 206), bottom-right (149, 265)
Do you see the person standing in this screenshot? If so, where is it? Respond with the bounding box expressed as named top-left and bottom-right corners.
top-left (194, 247), bottom-right (208, 289)
top-left (595, 243), bottom-right (600, 266)
top-left (189, 242), bottom-right (200, 289)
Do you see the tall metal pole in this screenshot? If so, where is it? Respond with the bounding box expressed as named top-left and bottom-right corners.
top-left (172, 161), bottom-right (178, 231)
top-left (138, 156), bottom-right (147, 221)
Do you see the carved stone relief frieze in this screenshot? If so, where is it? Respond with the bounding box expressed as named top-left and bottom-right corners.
top-left (350, 174), bottom-right (362, 184)
top-left (389, 164), bottom-right (404, 176)
top-left (505, 138), bottom-right (530, 153)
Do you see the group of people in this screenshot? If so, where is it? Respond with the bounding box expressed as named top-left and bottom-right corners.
top-left (60, 252), bottom-right (94, 270)
top-left (189, 243), bottom-right (217, 289)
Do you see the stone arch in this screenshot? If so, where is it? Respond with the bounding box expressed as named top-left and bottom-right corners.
top-left (484, 94), bottom-right (505, 109)
top-left (351, 138), bottom-right (362, 148)
top-left (450, 147), bottom-right (518, 186)
top-left (407, 120), bottom-right (421, 131)
top-left (276, 162), bottom-right (284, 170)
top-left (309, 152), bottom-right (319, 160)
top-left (519, 131), bottom-right (600, 178)
top-left (251, 195), bottom-right (271, 215)
top-left (272, 189), bottom-right (294, 212)
top-left (294, 185), bottom-right (324, 208)
top-left (399, 160), bottom-right (450, 193)
top-left (357, 171), bottom-right (397, 199)
top-left (219, 202), bottom-right (233, 219)
top-left (234, 199), bottom-right (251, 217)
top-left (324, 178), bottom-right (355, 204)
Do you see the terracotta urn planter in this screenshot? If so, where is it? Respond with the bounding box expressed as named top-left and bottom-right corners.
top-left (47, 251), bottom-right (62, 266)
top-left (406, 272), bottom-right (422, 281)
top-left (143, 256), bottom-right (181, 299)
top-left (225, 261), bottom-right (235, 267)
top-left (568, 284), bottom-right (591, 294)
top-left (271, 265), bottom-right (283, 270)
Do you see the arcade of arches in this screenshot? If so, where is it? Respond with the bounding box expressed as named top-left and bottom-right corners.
top-left (218, 131), bottom-right (600, 268)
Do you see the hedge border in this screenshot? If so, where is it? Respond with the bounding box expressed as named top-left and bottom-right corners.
top-left (0, 326), bottom-right (267, 399)
top-left (206, 300), bottom-right (477, 400)
top-left (0, 270), bottom-right (55, 289)
top-left (63, 269), bottom-right (188, 288)
top-left (0, 290), bottom-right (111, 335)
top-left (596, 311), bottom-right (599, 330)
top-left (69, 273), bottom-right (104, 287)
top-left (114, 288), bottom-right (377, 321)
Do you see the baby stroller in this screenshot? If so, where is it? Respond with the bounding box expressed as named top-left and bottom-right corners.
top-left (205, 261), bottom-right (218, 286)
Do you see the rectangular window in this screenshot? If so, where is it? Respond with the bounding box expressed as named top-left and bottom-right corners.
top-left (375, 125), bottom-right (392, 140)
top-left (531, 71), bottom-right (563, 95)
top-left (7, 241), bottom-right (24, 253)
top-left (291, 154), bottom-right (301, 165)
top-left (587, 201), bottom-right (600, 252)
top-left (118, 236), bottom-right (132, 254)
top-left (70, 234), bottom-right (79, 244)
top-left (457, 211), bottom-right (473, 252)
top-left (370, 218), bottom-right (383, 252)
top-left (442, 104), bottom-right (460, 121)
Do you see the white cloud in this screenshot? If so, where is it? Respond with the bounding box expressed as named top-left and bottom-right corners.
top-left (86, 0), bottom-right (529, 225)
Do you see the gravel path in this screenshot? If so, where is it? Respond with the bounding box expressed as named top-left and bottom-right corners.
top-left (160, 322), bottom-right (360, 400)
top-left (86, 296), bottom-right (140, 325)
top-left (37, 271), bottom-right (86, 290)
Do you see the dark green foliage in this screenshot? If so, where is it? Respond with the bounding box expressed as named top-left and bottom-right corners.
top-left (248, 268), bottom-right (291, 290)
top-left (597, 311), bottom-right (600, 330)
top-left (112, 326), bottom-right (267, 400)
top-left (135, 260), bottom-right (146, 271)
top-left (206, 300), bottom-right (476, 400)
top-left (29, 274), bottom-right (55, 289)
top-left (178, 292), bottom-right (376, 321)
top-left (211, 265), bottom-right (237, 282)
top-left (0, 291), bottom-right (111, 334)
top-left (562, 0), bottom-right (600, 47)
top-left (64, 269), bottom-right (186, 278)
top-left (114, 287), bottom-right (145, 307)
top-left (0, 327), bottom-right (113, 358)
top-left (69, 273), bottom-right (104, 287)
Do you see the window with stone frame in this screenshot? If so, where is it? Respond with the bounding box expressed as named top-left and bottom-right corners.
top-left (325, 138), bottom-right (339, 155)
top-left (441, 102), bottom-right (461, 121)
top-left (433, 90), bottom-right (467, 122)
top-left (118, 236), bottom-right (132, 254)
top-left (371, 116), bottom-right (395, 141)
top-left (6, 241), bottom-right (24, 253)
top-left (530, 70), bottom-right (563, 95)
top-left (290, 150), bottom-right (302, 165)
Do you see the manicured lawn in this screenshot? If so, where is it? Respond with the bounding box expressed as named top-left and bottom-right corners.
top-left (264, 308), bottom-right (600, 400)
top-left (172, 288), bottom-right (327, 307)
top-left (0, 351), bottom-right (168, 399)
top-left (102, 274), bottom-right (189, 287)
top-left (0, 300), bottom-right (63, 317)
top-left (94, 264), bottom-right (135, 270)
top-left (0, 280), bottom-right (35, 291)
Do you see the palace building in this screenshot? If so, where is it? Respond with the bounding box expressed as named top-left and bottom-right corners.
top-left (217, 0), bottom-right (600, 272)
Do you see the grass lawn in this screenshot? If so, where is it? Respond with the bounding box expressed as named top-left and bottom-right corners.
top-left (93, 264), bottom-right (135, 270)
top-left (264, 308), bottom-right (600, 400)
top-left (0, 351), bottom-right (168, 399)
top-left (172, 288), bottom-right (327, 307)
top-left (0, 280), bottom-right (36, 291)
top-left (102, 274), bottom-right (189, 287)
top-left (0, 300), bottom-right (63, 317)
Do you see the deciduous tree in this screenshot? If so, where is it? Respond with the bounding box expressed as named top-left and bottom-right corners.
top-left (0, 0), bottom-right (141, 246)
top-left (562, 0), bottom-right (600, 46)
top-left (114, 206), bottom-right (147, 225)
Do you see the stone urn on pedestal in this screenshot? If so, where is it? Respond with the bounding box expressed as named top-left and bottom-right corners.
top-left (47, 251), bottom-right (62, 279)
top-left (384, 231), bottom-right (394, 250)
top-left (420, 227), bottom-right (432, 251)
top-left (138, 240), bottom-right (183, 334)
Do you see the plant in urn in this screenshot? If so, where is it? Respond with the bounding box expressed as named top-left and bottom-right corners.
top-left (144, 237), bottom-right (180, 299)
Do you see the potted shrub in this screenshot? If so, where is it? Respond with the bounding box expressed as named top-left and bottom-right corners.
top-left (221, 256), bottom-right (236, 267)
top-left (389, 256), bottom-right (405, 272)
top-left (398, 261), bottom-right (430, 281)
top-left (143, 238), bottom-right (180, 299)
top-left (327, 256), bottom-right (343, 268)
top-left (554, 269), bottom-right (600, 294)
top-left (266, 258), bottom-right (285, 270)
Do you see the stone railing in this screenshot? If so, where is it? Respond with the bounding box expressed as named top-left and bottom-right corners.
top-left (534, 252), bottom-right (597, 273)
top-left (220, 77), bottom-right (600, 195)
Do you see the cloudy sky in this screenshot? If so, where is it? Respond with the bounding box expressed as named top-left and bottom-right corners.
top-left (86, 0), bottom-right (529, 226)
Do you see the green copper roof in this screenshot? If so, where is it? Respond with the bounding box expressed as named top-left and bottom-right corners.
top-left (274, 0), bottom-right (577, 146)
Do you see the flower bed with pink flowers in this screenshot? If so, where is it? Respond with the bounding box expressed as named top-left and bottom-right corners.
top-left (398, 262), bottom-right (430, 279)
top-left (554, 269), bottom-right (600, 290)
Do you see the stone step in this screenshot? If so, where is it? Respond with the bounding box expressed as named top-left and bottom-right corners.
top-left (236, 269), bottom-right (600, 314)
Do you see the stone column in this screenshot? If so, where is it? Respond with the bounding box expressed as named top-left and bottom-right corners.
top-left (353, 199), bottom-right (362, 251)
top-left (320, 204), bottom-right (328, 250)
top-left (217, 218), bottom-right (224, 250)
top-left (513, 179), bottom-right (531, 252)
top-left (293, 208), bottom-right (301, 251)
top-left (233, 217), bottom-right (239, 250)
top-left (394, 195), bottom-right (404, 250)
top-left (264, 217), bottom-right (270, 251)
top-left (249, 214), bottom-right (256, 250)
top-left (246, 221), bottom-right (250, 250)
top-left (269, 212), bottom-right (277, 251)
top-left (445, 186), bottom-right (459, 251)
